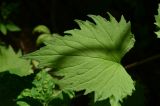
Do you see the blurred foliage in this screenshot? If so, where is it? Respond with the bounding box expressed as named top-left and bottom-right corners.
top-left (33, 25), bottom-right (51, 34)
top-left (33, 25), bottom-right (54, 46)
top-left (0, 2), bottom-right (21, 35)
top-left (0, 22), bottom-right (21, 35)
top-left (0, 2), bottom-right (19, 20)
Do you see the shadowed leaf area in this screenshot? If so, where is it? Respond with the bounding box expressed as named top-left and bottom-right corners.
top-left (24, 13), bottom-right (135, 106)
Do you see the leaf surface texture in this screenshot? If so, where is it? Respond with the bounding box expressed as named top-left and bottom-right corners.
top-left (24, 14), bottom-right (135, 105)
top-left (0, 45), bottom-right (32, 76)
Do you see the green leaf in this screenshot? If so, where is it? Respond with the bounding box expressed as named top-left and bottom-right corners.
top-left (155, 30), bottom-right (160, 37)
top-left (155, 4), bottom-right (160, 27)
top-left (17, 101), bottom-right (30, 106)
top-left (6, 23), bottom-right (21, 32)
top-left (0, 23), bottom-right (7, 35)
top-left (18, 70), bottom-right (55, 103)
top-left (17, 70), bottom-right (74, 106)
top-left (36, 33), bottom-right (61, 46)
top-left (36, 33), bottom-right (53, 45)
top-left (24, 14), bottom-right (135, 105)
top-left (33, 25), bottom-right (50, 34)
top-left (155, 4), bottom-right (160, 38)
top-left (0, 45), bottom-right (33, 76)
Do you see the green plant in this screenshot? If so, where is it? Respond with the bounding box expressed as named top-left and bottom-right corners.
top-left (0, 45), bottom-right (33, 76)
top-left (17, 70), bottom-right (74, 106)
top-left (1, 2), bottom-right (160, 106)
top-left (33, 25), bottom-right (56, 46)
top-left (0, 2), bottom-right (21, 35)
top-left (24, 13), bottom-right (135, 106)
top-left (21, 3), bottom-right (160, 105)
top-left (155, 4), bottom-right (160, 38)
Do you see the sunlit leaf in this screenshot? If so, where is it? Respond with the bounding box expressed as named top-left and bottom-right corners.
top-left (155, 4), bottom-right (160, 38)
top-left (0, 45), bottom-right (33, 76)
top-left (36, 33), bottom-right (52, 45)
top-left (33, 25), bottom-right (50, 34)
top-left (24, 13), bottom-right (135, 106)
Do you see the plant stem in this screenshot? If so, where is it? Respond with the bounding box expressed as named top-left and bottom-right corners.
top-left (125, 54), bottom-right (160, 69)
top-left (43, 102), bottom-right (48, 106)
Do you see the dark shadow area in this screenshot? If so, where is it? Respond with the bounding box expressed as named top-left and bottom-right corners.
top-left (0, 0), bottom-right (159, 52)
top-left (0, 71), bottom-right (34, 106)
top-left (17, 97), bottom-right (42, 106)
top-left (71, 90), bottom-right (92, 106)
top-left (49, 91), bottom-right (72, 106)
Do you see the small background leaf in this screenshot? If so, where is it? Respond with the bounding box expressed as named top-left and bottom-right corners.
top-left (0, 45), bottom-right (33, 76)
top-left (36, 33), bottom-right (52, 45)
top-left (33, 25), bottom-right (50, 34)
top-left (0, 23), bottom-right (7, 35)
top-left (6, 23), bottom-right (21, 32)
top-left (17, 101), bottom-right (30, 106)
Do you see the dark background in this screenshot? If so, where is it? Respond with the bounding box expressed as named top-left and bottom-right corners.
top-left (1, 0), bottom-right (160, 106)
